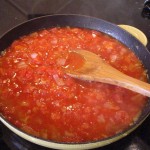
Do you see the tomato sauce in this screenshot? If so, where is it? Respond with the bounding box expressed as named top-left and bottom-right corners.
top-left (0, 27), bottom-right (147, 142)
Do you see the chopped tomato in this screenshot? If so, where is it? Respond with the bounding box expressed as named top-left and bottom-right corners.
top-left (0, 27), bottom-right (147, 143)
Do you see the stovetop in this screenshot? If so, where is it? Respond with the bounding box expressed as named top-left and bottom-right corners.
top-left (0, 0), bottom-right (150, 150)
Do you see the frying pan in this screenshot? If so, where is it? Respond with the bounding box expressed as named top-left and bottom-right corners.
top-left (0, 14), bottom-right (150, 150)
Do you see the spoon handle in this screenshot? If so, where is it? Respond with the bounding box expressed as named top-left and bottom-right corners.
top-left (92, 65), bottom-right (150, 97)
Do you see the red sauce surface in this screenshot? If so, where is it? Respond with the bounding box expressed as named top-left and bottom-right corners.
top-left (0, 27), bottom-right (147, 142)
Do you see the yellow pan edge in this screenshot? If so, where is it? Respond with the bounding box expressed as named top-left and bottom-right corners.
top-left (118, 24), bottom-right (148, 46)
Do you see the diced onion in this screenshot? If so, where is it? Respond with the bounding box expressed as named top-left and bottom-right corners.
top-left (51, 38), bottom-right (58, 44)
top-left (17, 61), bottom-right (28, 68)
top-left (97, 114), bottom-right (105, 123)
top-left (56, 58), bottom-right (66, 66)
top-left (31, 53), bottom-right (38, 59)
top-left (110, 55), bottom-right (118, 62)
top-left (92, 33), bottom-right (97, 38)
top-left (53, 74), bottom-right (65, 86)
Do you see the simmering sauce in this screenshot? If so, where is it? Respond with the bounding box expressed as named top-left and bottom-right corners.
top-left (0, 27), bottom-right (147, 142)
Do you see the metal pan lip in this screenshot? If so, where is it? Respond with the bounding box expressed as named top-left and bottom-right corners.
top-left (0, 14), bottom-right (150, 149)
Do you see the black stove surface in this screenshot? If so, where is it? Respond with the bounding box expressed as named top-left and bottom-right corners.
top-left (0, 0), bottom-right (150, 150)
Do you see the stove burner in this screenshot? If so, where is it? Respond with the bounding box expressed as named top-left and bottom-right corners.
top-left (142, 0), bottom-right (150, 19)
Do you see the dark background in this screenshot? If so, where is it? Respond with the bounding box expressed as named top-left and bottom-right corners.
top-left (0, 0), bottom-right (150, 150)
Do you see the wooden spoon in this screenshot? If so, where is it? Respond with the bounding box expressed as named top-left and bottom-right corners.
top-left (65, 49), bottom-right (150, 97)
